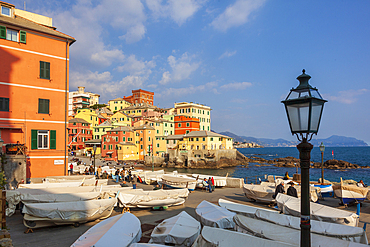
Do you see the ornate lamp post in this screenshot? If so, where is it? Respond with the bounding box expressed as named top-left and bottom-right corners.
top-left (282, 69), bottom-right (327, 247)
top-left (319, 142), bottom-right (325, 183)
top-left (93, 144), bottom-right (97, 176)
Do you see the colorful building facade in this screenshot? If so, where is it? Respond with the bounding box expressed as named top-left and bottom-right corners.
top-left (174, 102), bottom-right (211, 131)
top-left (123, 89), bottom-right (154, 105)
top-left (174, 115), bottom-right (200, 135)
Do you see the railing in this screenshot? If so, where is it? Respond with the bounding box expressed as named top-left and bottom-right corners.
top-left (244, 174), bottom-right (268, 185)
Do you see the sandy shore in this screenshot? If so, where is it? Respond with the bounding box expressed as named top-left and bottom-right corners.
top-left (6, 180), bottom-right (370, 247)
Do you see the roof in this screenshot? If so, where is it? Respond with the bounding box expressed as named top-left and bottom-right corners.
top-left (0, 14), bottom-right (75, 44)
top-left (123, 103), bottom-right (157, 110)
top-left (97, 120), bottom-right (112, 127)
top-left (97, 114), bottom-right (107, 119)
top-left (95, 107), bottom-right (113, 115)
top-left (184, 131), bottom-right (232, 138)
top-left (166, 135), bottom-right (184, 140)
top-left (69, 118), bottom-right (90, 124)
top-left (107, 126), bottom-right (134, 132)
top-left (134, 124), bottom-right (155, 131)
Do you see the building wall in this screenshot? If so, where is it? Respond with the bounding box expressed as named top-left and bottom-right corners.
top-left (0, 8), bottom-right (74, 180)
top-left (174, 102), bottom-right (211, 131)
top-left (174, 115), bottom-right (200, 135)
top-left (108, 99), bottom-right (131, 112)
top-left (67, 122), bottom-right (92, 150)
top-left (124, 89), bottom-right (154, 105)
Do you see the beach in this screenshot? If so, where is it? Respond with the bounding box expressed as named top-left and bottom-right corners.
top-left (6, 179), bottom-right (370, 247)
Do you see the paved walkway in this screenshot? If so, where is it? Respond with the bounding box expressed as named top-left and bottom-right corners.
top-left (7, 181), bottom-right (370, 247)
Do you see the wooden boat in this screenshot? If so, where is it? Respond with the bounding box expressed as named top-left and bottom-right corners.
top-left (312, 183), bottom-right (334, 197)
top-left (192, 226), bottom-right (295, 247)
top-left (22, 198), bottom-right (116, 228)
top-left (276, 193), bottom-right (359, 227)
top-left (234, 214), bottom-right (368, 247)
top-left (218, 198), bottom-right (279, 218)
top-left (333, 184), bottom-right (368, 205)
top-left (159, 175), bottom-right (197, 191)
top-left (195, 200), bottom-right (235, 229)
top-left (71, 213), bottom-right (141, 247)
top-left (255, 209), bottom-right (368, 244)
top-left (149, 211), bottom-right (201, 246)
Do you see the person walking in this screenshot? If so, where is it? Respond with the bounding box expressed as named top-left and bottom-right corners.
top-left (287, 181), bottom-right (298, 198)
top-left (132, 175), bottom-right (137, 189)
top-left (69, 163), bottom-right (73, 176)
top-left (115, 169), bottom-right (120, 183)
top-left (208, 178), bottom-right (212, 193)
top-left (211, 177), bottom-right (215, 191)
top-left (273, 181), bottom-right (285, 199)
top-left (97, 166), bottom-right (102, 178)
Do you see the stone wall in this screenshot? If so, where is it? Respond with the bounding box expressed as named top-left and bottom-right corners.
top-left (2, 155), bottom-right (27, 189)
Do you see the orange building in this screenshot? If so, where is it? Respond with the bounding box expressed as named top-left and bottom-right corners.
top-left (0, 2), bottom-right (75, 182)
top-left (68, 118), bottom-right (92, 151)
top-left (174, 115), bottom-right (200, 135)
top-left (123, 89), bottom-right (154, 105)
top-left (133, 124), bottom-right (155, 160)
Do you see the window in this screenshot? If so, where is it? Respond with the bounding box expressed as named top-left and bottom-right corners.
top-left (196, 138), bottom-right (199, 141)
top-left (186, 123), bottom-right (190, 127)
top-left (178, 123), bottom-right (181, 127)
top-left (38, 99), bottom-right (49, 114)
top-left (203, 138), bottom-right (205, 141)
top-left (1, 6), bottom-right (11, 16)
top-left (123, 137), bottom-right (126, 142)
top-left (6, 29), bottom-right (17, 41)
top-left (0, 97), bottom-right (9, 111)
top-left (31, 130), bottom-right (56, 149)
top-left (104, 137), bottom-right (106, 142)
top-left (186, 130), bottom-right (189, 134)
top-left (103, 145), bottom-right (106, 150)
top-left (210, 138), bottom-right (213, 141)
top-left (40, 61), bottom-right (50, 79)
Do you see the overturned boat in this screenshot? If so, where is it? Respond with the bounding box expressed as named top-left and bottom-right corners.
top-left (71, 213), bottom-right (141, 247)
top-left (195, 200), bottom-right (235, 229)
top-left (149, 211), bottom-right (200, 247)
top-left (159, 175), bottom-right (197, 191)
top-left (276, 193), bottom-right (359, 227)
top-left (333, 184), bottom-right (368, 205)
top-left (218, 198), bottom-right (279, 218)
top-left (242, 184), bottom-right (276, 203)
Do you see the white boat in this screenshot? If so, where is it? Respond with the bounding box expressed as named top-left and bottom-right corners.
top-left (195, 200), bottom-right (235, 229)
top-left (218, 198), bottom-right (279, 218)
top-left (255, 209), bottom-right (368, 244)
top-left (71, 213), bottom-right (142, 247)
top-left (242, 184), bottom-right (276, 203)
top-left (21, 191), bottom-right (101, 203)
top-left (276, 193), bottom-right (359, 227)
top-left (312, 183), bottom-right (334, 197)
top-left (159, 175), bottom-right (197, 191)
top-left (22, 198), bottom-right (116, 228)
top-left (333, 184), bottom-right (368, 205)
top-left (191, 174), bottom-right (227, 187)
top-left (234, 214), bottom-right (368, 247)
top-left (134, 170), bottom-right (165, 185)
top-left (192, 226), bottom-right (295, 247)
top-left (149, 211), bottom-right (201, 246)
top-left (118, 188), bottom-right (188, 208)
top-left (18, 181), bottom-right (83, 188)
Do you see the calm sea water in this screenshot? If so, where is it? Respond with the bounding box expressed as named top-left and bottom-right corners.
top-left (164, 147), bottom-right (370, 185)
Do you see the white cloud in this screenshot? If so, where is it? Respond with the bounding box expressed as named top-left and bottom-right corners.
top-left (324, 89), bottom-right (369, 104)
top-left (211, 0), bottom-right (266, 32)
top-left (159, 52), bottom-right (200, 84)
top-left (219, 50), bottom-right (237, 59)
top-left (116, 55), bottom-right (156, 77)
top-left (91, 49), bottom-right (125, 67)
top-left (220, 81), bottom-right (252, 90)
top-left (146, 0), bottom-right (205, 25)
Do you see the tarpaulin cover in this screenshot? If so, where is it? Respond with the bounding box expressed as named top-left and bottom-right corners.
top-left (118, 189), bottom-right (188, 208)
top-left (242, 184), bottom-right (276, 203)
top-left (218, 198), bottom-right (279, 218)
top-left (192, 226), bottom-right (295, 247)
top-left (255, 209), bottom-right (368, 244)
top-left (149, 211), bottom-right (200, 247)
top-left (19, 182), bottom-right (83, 188)
top-left (195, 200), bottom-right (235, 229)
top-left (71, 213), bottom-right (141, 247)
top-left (22, 198), bottom-right (116, 221)
top-left (276, 193), bottom-right (359, 227)
top-left (234, 214), bottom-right (367, 247)
top-left (21, 191), bottom-right (101, 203)
top-left (160, 175), bottom-right (197, 190)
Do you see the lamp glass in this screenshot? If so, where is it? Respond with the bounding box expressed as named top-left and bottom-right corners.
top-left (93, 144), bottom-right (97, 152)
top-left (319, 142), bottom-right (325, 152)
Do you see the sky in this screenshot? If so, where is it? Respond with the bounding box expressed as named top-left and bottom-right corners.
top-left (11, 0), bottom-right (370, 144)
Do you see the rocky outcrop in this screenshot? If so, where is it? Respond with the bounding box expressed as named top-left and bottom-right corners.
top-left (312, 159), bottom-right (370, 169)
top-left (153, 157), bottom-right (248, 169)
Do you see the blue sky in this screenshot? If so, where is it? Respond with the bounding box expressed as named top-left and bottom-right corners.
top-left (13, 0), bottom-right (370, 144)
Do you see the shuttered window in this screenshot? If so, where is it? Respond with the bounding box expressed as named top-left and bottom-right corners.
top-left (40, 61), bottom-right (50, 79)
top-left (0, 26), bottom-right (5, 39)
top-left (31, 130), bottom-right (55, 149)
top-left (50, 130), bottom-right (56, 149)
top-left (38, 99), bottom-right (49, 114)
top-left (19, 30), bottom-right (26, 43)
top-left (0, 97), bottom-right (9, 111)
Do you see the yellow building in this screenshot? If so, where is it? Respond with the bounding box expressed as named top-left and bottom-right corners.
top-left (117, 143), bottom-right (138, 160)
top-left (74, 108), bottom-right (99, 128)
top-left (133, 124), bottom-right (155, 160)
top-left (110, 111), bottom-right (132, 127)
top-left (108, 98), bottom-right (131, 112)
top-left (93, 120), bottom-right (113, 140)
top-left (181, 131), bottom-right (233, 151)
top-left (174, 102), bottom-right (211, 131)
top-left (123, 103), bottom-right (158, 118)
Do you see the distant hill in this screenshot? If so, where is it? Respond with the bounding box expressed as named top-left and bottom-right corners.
top-left (218, 131), bottom-right (368, 147)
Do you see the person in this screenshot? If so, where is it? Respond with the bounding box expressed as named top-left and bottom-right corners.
top-left (97, 166), bottom-right (102, 178)
top-left (89, 165), bottom-right (94, 175)
top-left (273, 181), bottom-right (285, 199)
top-left (120, 169), bottom-right (125, 181)
top-left (287, 181), bottom-right (298, 198)
top-left (102, 171), bottom-right (108, 179)
top-left (69, 163), bottom-right (73, 175)
top-left (153, 184), bottom-right (161, 190)
top-left (128, 170), bottom-right (132, 182)
top-left (211, 177), bottom-right (215, 191)
top-left (132, 175), bottom-right (137, 189)
top-left (202, 178), bottom-right (208, 191)
top-left (84, 168), bottom-right (89, 175)
top-left (357, 180), bottom-right (367, 187)
top-left (283, 172), bottom-right (290, 180)
top-left (208, 178), bottom-right (212, 193)
top-left (115, 169), bottom-right (120, 183)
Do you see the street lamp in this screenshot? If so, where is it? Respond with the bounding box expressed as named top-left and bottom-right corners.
top-left (93, 144), bottom-right (97, 177)
top-left (319, 142), bottom-right (325, 183)
top-left (282, 69), bottom-right (327, 247)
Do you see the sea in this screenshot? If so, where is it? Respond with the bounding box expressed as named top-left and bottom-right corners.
top-left (163, 147), bottom-right (370, 185)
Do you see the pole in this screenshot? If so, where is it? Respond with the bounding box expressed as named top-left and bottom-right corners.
top-left (321, 151), bottom-right (324, 184)
top-left (151, 138), bottom-right (154, 172)
top-left (93, 150), bottom-right (96, 177)
top-left (297, 138), bottom-right (313, 247)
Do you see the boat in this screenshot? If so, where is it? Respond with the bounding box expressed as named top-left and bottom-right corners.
top-left (149, 211), bottom-right (201, 246)
top-left (312, 183), bottom-right (334, 197)
top-left (255, 209), bottom-right (368, 244)
top-left (118, 188), bottom-right (188, 208)
top-left (71, 213), bottom-right (141, 247)
top-left (130, 244), bottom-right (171, 247)
top-left (18, 181), bottom-right (84, 188)
top-left (195, 200), bottom-right (235, 229)
top-left (242, 183), bottom-right (276, 203)
top-left (159, 175), bottom-right (197, 191)
top-left (333, 184), bottom-right (368, 205)
top-left (234, 214), bottom-right (368, 247)
top-left (191, 174), bottom-right (227, 187)
top-left (191, 226), bottom-right (295, 247)
top-left (218, 198), bottom-right (279, 218)
top-left (276, 193), bottom-right (359, 227)
top-left (22, 198), bottom-right (117, 228)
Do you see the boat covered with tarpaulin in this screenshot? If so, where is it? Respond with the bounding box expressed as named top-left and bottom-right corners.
top-left (195, 200), bottom-right (235, 229)
top-left (159, 175), bottom-right (197, 191)
top-left (218, 198), bottom-right (279, 218)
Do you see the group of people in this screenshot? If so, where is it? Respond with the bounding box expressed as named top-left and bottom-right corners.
top-left (202, 177), bottom-right (215, 193)
top-left (273, 171), bottom-right (297, 199)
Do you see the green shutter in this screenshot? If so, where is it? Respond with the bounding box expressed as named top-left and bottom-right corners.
top-left (45, 62), bottom-right (50, 79)
top-left (46, 99), bottom-right (49, 114)
top-left (40, 61), bottom-right (44, 78)
top-left (0, 26), bottom-right (5, 39)
top-left (50, 130), bottom-right (56, 149)
top-left (19, 30), bottom-right (26, 43)
top-left (31, 130), bottom-right (38, 149)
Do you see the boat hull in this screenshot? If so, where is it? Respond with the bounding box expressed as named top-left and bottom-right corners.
top-left (333, 185), bottom-right (368, 205)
